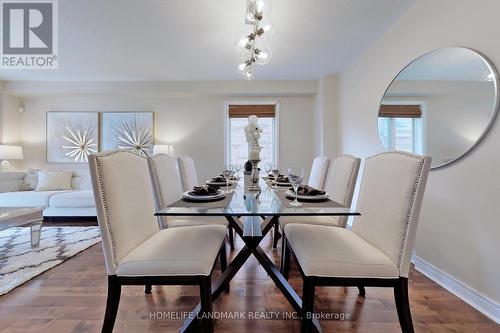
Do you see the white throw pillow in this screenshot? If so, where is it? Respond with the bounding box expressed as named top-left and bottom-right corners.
top-left (23, 169), bottom-right (40, 190)
top-left (35, 170), bottom-right (73, 191)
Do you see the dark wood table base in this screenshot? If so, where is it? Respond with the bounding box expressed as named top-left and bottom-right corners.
top-left (179, 215), bottom-right (323, 333)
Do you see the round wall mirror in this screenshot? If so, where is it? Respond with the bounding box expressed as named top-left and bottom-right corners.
top-left (377, 47), bottom-right (499, 169)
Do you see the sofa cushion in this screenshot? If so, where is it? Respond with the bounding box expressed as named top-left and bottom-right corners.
top-left (22, 169), bottom-right (92, 191)
top-left (48, 190), bottom-right (95, 208)
top-left (35, 170), bottom-right (73, 191)
top-left (71, 169), bottom-right (92, 190)
top-left (0, 190), bottom-right (71, 208)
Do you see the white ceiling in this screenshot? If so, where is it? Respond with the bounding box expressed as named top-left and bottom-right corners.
top-left (0, 0), bottom-right (414, 81)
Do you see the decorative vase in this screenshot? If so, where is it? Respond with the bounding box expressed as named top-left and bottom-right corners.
top-left (244, 160), bottom-right (252, 175)
top-left (249, 159), bottom-right (261, 191)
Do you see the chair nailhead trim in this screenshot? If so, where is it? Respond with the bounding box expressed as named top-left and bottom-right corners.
top-left (394, 152), bottom-right (426, 269)
top-left (95, 156), bottom-right (119, 267)
top-left (94, 149), bottom-right (149, 268)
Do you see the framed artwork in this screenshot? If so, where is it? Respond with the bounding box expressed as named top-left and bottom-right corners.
top-left (46, 112), bottom-right (99, 163)
top-left (101, 112), bottom-right (154, 156)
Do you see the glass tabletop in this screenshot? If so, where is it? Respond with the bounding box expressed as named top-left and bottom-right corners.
top-left (156, 178), bottom-right (360, 217)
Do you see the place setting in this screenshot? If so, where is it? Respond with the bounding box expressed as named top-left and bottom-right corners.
top-left (285, 185), bottom-right (329, 202)
top-left (263, 163), bottom-right (292, 189)
top-left (206, 165), bottom-right (241, 192)
top-left (182, 185), bottom-right (227, 202)
top-left (167, 165), bottom-right (244, 208)
top-left (272, 167), bottom-right (342, 208)
top-left (163, 184), bottom-right (233, 209)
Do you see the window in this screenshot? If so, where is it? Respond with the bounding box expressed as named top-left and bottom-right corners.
top-left (225, 103), bottom-right (278, 168)
top-left (378, 104), bottom-right (424, 154)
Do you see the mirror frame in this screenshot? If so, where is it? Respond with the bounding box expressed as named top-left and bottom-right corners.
top-left (377, 47), bottom-right (500, 169)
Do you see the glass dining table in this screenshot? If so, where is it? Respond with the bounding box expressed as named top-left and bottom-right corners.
top-left (155, 178), bottom-right (360, 332)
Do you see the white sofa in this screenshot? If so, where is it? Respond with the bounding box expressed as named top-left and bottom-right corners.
top-left (0, 170), bottom-right (96, 217)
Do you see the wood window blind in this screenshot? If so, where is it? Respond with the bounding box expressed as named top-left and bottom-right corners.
top-left (379, 104), bottom-right (422, 118)
top-left (228, 104), bottom-right (276, 118)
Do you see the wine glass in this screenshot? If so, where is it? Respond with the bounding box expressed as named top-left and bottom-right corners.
top-left (271, 165), bottom-right (280, 183)
top-left (222, 165), bottom-right (232, 193)
top-left (287, 167), bottom-right (304, 207)
top-left (264, 162), bottom-right (273, 176)
top-left (234, 164), bottom-right (242, 179)
top-left (230, 165), bottom-right (238, 187)
top-left (230, 164), bottom-right (236, 179)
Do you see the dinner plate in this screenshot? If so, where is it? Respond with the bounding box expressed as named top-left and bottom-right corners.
top-left (183, 189), bottom-right (226, 201)
top-left (275, 181), bottom-right (291, 187)
top-left (285, 189), bottom-right (329, 201)
top-left (206, 180), bottom-right (234, 186)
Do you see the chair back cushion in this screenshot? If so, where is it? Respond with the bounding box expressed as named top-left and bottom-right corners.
top-left (89, 150), bottom-right (159, 275)
top-left (352, 151), bottom-right (431, 277)
top-left (178, 156), bottom-right (199, 191)
top-left (149, 154), bottom-right (184, 208)
top-left (325, 155), bottom-right (361, 228)
top-left (308, 156), bottom-right (331, 190)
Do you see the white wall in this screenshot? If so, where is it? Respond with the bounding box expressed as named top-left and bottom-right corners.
top-left (3, 81), bottom-right (316, 182)
top-left (313, 74), bottom-right (339, 158)
top-left (1, 94), bottom-right (23, 170)
top-left (313, 81), bottom-right (324, 157)
top-left (338, 0), bottom-right (500, 319)
top-left (0, 94), bottom-right (3, 143)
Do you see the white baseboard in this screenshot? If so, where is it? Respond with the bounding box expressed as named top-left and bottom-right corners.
top-left (412, 255), bottom-right (500, 324)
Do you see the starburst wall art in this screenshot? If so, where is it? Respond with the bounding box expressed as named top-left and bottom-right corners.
top-left (101, 112), bottom-right (154, 156)
top-left (61, 127), bottom-right (97, 162)
top-left (46, 112), bottom-right (99, 163)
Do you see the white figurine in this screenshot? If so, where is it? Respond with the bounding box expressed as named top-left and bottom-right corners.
top-left (244, 115), bottom-right (263, 151)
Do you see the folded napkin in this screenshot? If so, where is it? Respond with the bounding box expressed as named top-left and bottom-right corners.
top-left (211, 176), bottom-right (227, 182)
top-left (268, 173), bottom-right (284, 179)
top-left (276, 175), bottom-right (290, 183)
top-left (220, 174), bottom-right (237, 180)
top-left (189, 185), bottom-right (219, 196)
top-left (295, 185), bottom-right (326, 196)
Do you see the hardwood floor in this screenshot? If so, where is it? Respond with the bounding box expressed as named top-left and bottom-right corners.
top-left (0, 228), bottom-right (498, 333)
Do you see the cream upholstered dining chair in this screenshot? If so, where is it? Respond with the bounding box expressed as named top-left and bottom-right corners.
top-left (178, 155), bottom-right (199, 192)
top-left (89, 150), bottom-right (226, 333)
top-left (178, 155), bottom-right (235, 250)
top-left (148, 153), bottom-right (230, 290)
top-left (271, 155), bottom-right (332, 249)
top-left (283, 151), bottom-right (431, 333)
top-left (307, 155), bottom-right (331, 190)
top-left (148, 154), bottom-right (229, 229)
top-left (274, 155), bottom-right (360, 250)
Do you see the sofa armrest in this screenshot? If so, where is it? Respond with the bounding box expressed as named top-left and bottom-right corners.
top-left (0, 171), bottom-right (26, 193)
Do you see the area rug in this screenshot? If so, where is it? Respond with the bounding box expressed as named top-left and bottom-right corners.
top-left (0, 226), bottom-right (101, 295)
